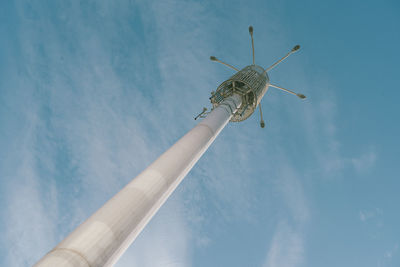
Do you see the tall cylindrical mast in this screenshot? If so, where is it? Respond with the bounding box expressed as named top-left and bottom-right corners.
top-left (34, 25), bottom-right (304, 266)
top-left (35, 95), bottom-right (242, 267)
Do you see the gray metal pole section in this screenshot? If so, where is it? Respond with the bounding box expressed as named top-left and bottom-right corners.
top-left (34, 94), bottom-right (242, 267)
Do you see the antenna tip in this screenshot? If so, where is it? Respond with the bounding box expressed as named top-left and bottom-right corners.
top-left (210, 56), bottom-right (217, 61)
top-left (292, 45), bottom-right (301, 52)
top-left (297, 93), bottom-right (306, 99)
top-left (260, 120), bottom-right (265, 128)
top-left (249, 26), bottom-right (253, 34)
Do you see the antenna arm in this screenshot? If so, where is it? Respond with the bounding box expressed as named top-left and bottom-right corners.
top-left (249, 26), bottom-right (255, 65)
top-left (269, 84), bottom-right (306, 99)
top-left (259, 102), bottom-right (265, 128)
top-left (210, 56), bottom-right (239, 71)
top-left (263, 45), bottom-right (300, 74)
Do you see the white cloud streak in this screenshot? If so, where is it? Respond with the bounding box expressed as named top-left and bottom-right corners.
top-left (263, 221), bottom-right (304, 267)
top-left (260, 158), bottom-right (309, 267)
top-left (359, 208), bottom-right (382, 223)
top-left (351, 151), bottom-right (376, 173)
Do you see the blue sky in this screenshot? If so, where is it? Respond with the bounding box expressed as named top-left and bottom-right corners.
top-left (1, 0), bottom-right (399, 266)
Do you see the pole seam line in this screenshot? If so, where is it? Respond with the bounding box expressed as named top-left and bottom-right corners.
top-left (50, 247), bottom-right (91, 267)
top-left (197, 123), bottom-right (215, 136)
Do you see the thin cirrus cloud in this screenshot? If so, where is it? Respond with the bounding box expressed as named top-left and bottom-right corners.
top-left (263, 221), bottom-right (304, 267)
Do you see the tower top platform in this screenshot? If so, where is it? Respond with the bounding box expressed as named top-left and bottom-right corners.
top-left (210, 65), bottom-right (270, 122)
top-left (205, 25), bottom-right (305, 127)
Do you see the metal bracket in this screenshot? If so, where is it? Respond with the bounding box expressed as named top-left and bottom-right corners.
top-left (194, 107), bottom-right (209, 120)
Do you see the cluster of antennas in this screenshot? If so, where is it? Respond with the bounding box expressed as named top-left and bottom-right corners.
top-left (195, 25), bottom-right (306, 128)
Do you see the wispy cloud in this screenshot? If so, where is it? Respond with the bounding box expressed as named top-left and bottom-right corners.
top-left (260, 158), bottom-right (309, 267)
top-left (359, 208), bottom-right (382, 223)
top-left (277, 163), bottom-right (310, 224)
top-left (384, 243), bottom-right (398, 259)
top-left (1, 106), bottom-right (59, 266)
top-left (263, 221), bottom-right (304, 267)
top-left (351, 150), bottom-right (376, 173)
top-left (378, 243), bottom-right (399, 267)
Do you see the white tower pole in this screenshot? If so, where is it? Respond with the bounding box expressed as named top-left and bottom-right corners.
top-left (34, 94), bottom-right (242, 267)
top-left (34, 25), bottom-right (305, 267)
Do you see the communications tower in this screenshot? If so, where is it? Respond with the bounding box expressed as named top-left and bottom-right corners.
top-left (35, 26), bottom-right (306, 267)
